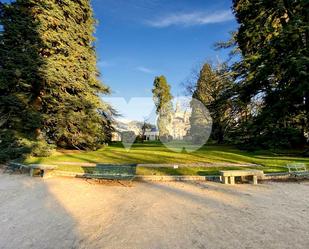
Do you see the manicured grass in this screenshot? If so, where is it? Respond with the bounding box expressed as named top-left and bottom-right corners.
top-left (23, 142), bottom-right (309, 175)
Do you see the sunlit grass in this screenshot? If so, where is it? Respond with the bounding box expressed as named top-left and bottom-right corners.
top-left (23, 142), bottom-right (309, 175)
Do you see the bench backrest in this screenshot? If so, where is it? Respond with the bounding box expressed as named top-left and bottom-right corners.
top-left (286, 163), bottom-right (307, 172)
top-left (8, 162), bottom-right (25, 170)
top-left (94, 165), bottom-right (136, 176)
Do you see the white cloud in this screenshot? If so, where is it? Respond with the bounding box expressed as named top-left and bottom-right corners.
top-left (136, 66), bottom-right (154, 74)
top-left (97, 60), bottom-right (114, 68)
top-left (146, 10), bottom-right (234, 28)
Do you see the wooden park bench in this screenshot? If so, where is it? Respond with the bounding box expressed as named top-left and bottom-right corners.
top-left (286, 163), bottom-right (309, 177)
top-left (83, 165), bottom-right (136, 181)
top-left (220, 170), bottom-right (264, 185)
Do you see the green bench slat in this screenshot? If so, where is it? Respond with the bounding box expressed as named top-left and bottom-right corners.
top-left (84, 174), bottom-right (135, 180)
top-left (85, 165), bottom-right (136, 180)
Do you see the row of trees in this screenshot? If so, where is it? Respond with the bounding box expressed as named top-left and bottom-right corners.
top-left (191, 0), bottom-right (308, 149)
top-left (151, 0), bottom-right (308, 149)
top-left (0, 0), bottom-right (113, 161)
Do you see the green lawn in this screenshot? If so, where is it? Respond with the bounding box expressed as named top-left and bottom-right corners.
top-left (23, 142), bottom-right (309, 175)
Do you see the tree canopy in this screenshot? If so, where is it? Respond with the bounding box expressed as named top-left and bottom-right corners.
top-left (0, 0), bottom-right (113, 161)
top-left (231, 0), bottom-right (308, 147)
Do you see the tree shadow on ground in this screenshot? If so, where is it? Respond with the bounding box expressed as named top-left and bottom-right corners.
top-left (142, 180), bottom-right (245, 209)
top-left (0, 174), bottom-right (82, 248)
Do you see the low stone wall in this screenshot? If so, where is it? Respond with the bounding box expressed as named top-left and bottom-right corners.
top-left (49, 170), bottom-right (85, 178)
top-left (51, 171), bottom-right (219, 181)
top-left (262, 173), bottom-right (291, 180)
top-left (5, 162), bottom-right (308, 182)
top-left (262, 173), bottom-right (309, 181)
top-left (135, 175), bottom-right (211, 182)
top-left (50, 171), bottom-right (308, 182)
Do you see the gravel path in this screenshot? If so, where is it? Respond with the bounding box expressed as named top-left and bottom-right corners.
top-left (0, 173), bottom-right (308, 249)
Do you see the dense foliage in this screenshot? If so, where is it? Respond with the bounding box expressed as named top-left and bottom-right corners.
top-left (208, 0), bottom-right (308, 149)
top-left (232, 0), bottom-right (309, 148)
top-left (0, 0), bottom-right (112, 161)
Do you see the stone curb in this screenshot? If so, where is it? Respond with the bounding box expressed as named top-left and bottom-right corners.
top-left (52, 171), bottom-right (304, 182)
top-left (262, 173), bottom-right (290, 180)
top-left (134, 175), bottom-right (215, 181)
top-left (51, 171), bottom-right (218, 181)
top-left (6, 162), bottom-right (303, 182)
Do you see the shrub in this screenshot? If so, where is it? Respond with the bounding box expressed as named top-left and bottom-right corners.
top-left (31, 140), bottom-right (55, 157)
top-left (0, 130), bottom-right (55, 162)
top-left (0, 131), bottom-right (31, 162)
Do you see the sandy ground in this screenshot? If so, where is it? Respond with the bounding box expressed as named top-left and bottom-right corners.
top-left (0, 172), bottom-right (308, 249)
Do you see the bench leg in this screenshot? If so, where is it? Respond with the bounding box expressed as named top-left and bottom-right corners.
top-left (253, 175), bottom-right (258, 185)
top-left (229, 176), bottom-right (235, 185)
top-left (29, 168), bottom-right (35, 177)
top-left (222, 176), bottom-right (229, 184)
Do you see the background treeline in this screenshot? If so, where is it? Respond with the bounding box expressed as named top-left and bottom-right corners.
top-left (0, 0), bottom-right (308, 163)
top-left (190, 0), bottom-right (308, 150)
top-left (0, 0), bottom-right (114, 162)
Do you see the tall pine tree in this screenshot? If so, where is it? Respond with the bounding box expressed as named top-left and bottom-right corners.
top-left (0, 0), bottom-right (112, 161)
top-left (191, 63), bottom-right (234, 143)
top-left (232, 0), bottom-right (308, 147)
top-left (152, 75), bottom-right (173, 139)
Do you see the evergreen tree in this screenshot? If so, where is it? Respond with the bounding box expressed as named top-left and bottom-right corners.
top-left (192, 63), bottom-right (234, 143)
top-left (0, 1), bottom-right (46, 160)
top-left (152, 75), bottom-right (173, 139)
top-left (0, 0), bottom-right (112, 161)
top-left (232, 0), bottom-right (309, 147)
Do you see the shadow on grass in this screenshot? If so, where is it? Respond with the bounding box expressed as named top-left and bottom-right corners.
top-left (25, 143), bottom-right (309, 172)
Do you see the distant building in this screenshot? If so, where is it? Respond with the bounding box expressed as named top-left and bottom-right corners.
top-left (111, 101), bottom-right (192, 142)
top-left (111, 132), bottom-right (121, 142)
top-left (111, 120), bottom-right (144, 142)
top-left (144, 128), bottom-right (159, 141)
top-left (167, 101), bottom-right (191, 140)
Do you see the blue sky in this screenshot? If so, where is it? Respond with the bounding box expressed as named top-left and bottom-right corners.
top-left (92, 0), bottom-right (237, 121)
top-left (2, 0), bottom-right (237, 121)
top-left (92, 0), bottom-right (237, 99)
